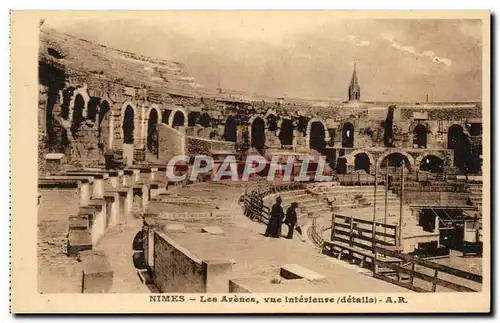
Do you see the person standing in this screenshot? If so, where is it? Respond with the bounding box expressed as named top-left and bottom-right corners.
top-left (283, 202), bottom-right (299, 239)
top-left (265, 196), bottom-right (284, 238)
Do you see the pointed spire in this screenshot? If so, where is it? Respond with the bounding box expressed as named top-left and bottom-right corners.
top-left (348, 61), bottom-right (361, 101)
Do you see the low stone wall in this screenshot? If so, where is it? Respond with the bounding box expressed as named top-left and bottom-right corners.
top-left (152, 210), bottom-right (232, 223)
top-left (153, 232), bottom-right (205, 292)
top-left (186, 136), bottom-right (236, 156)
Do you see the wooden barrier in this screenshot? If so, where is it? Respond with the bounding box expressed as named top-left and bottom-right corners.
top-left (321, 214), bottom-right (400, 269)
top-left (373, 246), bottom-right (482, 292)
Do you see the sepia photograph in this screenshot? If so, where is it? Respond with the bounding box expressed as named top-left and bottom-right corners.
top-left (9, 10), bottom-right (490, 313)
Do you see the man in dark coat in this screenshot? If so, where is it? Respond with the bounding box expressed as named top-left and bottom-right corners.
top-left (265, 196), bottom-right (284, 238)
top-left (283, 202), bottom-right (299, 239)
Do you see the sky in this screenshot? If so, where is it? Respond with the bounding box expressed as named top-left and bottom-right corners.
top-left (43, 12), bottom-right (483, 102)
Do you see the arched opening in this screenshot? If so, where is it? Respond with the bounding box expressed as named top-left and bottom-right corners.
top-left (267, 114), bottom-right (279, 132)
top-left (70, 94), bottom-right (85, 137)
top-left (336, 157), bottom-right (347, 174)
top-left (147, 109), bottom-right (159, 156)
top-left (172, 111), bottom-right (185, 128)
top-left (297, 116), bottom-right (308, 135)
top-left (309, 121), bottom-right (326, 152)
top-left (413, 124), bottom-right (428, 148)
top-left (187, 112), bottom-right (199, 127)
top-left (380, 153), bottom-right (412, 172)
top-left (224, 116), bottom-right (237, 142)
top-left (279, 119), bottom-right (294, 146)
top-left (341, 122), bottom-right (354, 148)
top-left (122, 105), bottom-right (135, 144)
top-left (98, 100), bottom-right (111, 150)
top-left (419, 155), bottom-right (444, 173)
top-left (87, 97), bottom-right (99, 122)
top-left (251, 117), bottom-right (266, 152)
top-left (198, 113), bottom-right (211, 128)
top-left (448, 125), bottom-right (465, 170)
top-left (354, 153), bottom-right (370, 173)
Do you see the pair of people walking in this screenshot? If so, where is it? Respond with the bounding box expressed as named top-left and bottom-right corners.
top-left (264, 197), bottom-right (300, 239)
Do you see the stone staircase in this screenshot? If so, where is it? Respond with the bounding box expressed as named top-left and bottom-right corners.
top-left (38, 161), bottom-right (172, 292)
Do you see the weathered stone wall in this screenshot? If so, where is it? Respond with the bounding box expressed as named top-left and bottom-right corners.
top-left (38, 187), bottom-right (80, 277)
top-left (157, 123), bottom-right (185, 163)
top-left (186, 136), bottom-right (236, 157)
top-left (153, 232), bottom-right (205, 292)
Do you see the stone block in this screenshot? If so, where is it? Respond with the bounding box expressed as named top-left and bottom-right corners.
top-left (45, 153), bottom-right (65, 174)
top-left (201, 226), bottom-right (225, 235)
top-left (202, 259), bottom-right (234, 293)
top-left (280, 264), bottom-right (327, 282)
top-left (80, 250), bottom-right (114, 293)
top-left (69, 215), bottom-right (89, 230)
top-left (68, 230), bottom-right (92, 257)
top-left (229, 280), bottom-right (252, 293)
top-left (164, 223), bottom-right (186, 233)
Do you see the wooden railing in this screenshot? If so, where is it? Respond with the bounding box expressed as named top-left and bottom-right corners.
top-left (243, 192), bottom-right (269, 224)
top-left (330, 214), bottom-right (399, 249)
top-left (374, 246), bottom-right (482, 292)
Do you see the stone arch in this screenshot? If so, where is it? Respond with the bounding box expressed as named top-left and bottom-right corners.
top-left (354, 153), bottom-right (371, 173)
top-left (146, 107), bottom-right (160, 156)
top-left (121, 103), bottom-right (136, 145)
top-left (297, 115), bottom-right (308, 135)
top-left (168, 107), bottom-right (188, 128)
top-left (187, 111), bottom-right (200, 127)
top-left (341, 121), bottom-right (355, 148)
top-left (349, 149), bottom-right (375, 166)
top-left (307, 120), bottom-right (327, 152)
top-left (87, 97), bottom-right (99, 122)
top-left (417, 154), bottom-right (444, 173)
top-left (447, 124), bottom-right (466, 170)
top-left (376, 150), bottom-right (415, 171)
top-left (198, 112), bottom-right (212, 128)
top-left (413, 124), bottom-right (428, 148)
top-left (224, 115), bottom-right (237, 142)
top-left (68, 86), bottom-right (90, 121)
top-left (70, 94), bottom-right (85, 137)
top-left (249, 116), bottom-right (266, 152)
top-left (278, 118), bottom-right (294, 146)
top-left (98, 100), bottom-right (112, 150)
top-left (266, 114), bottom-right (279, 132)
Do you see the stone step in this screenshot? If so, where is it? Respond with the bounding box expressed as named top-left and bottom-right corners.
top-left (69, 215), bottom-right (89, 230)
top-left (67, 230), bottom-right (92, 257)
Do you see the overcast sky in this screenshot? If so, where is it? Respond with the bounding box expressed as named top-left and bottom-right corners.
top-left (44, 12), bottom-right (483, 102)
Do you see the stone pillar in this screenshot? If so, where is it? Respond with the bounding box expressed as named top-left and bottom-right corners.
top-left (92, 177), bottom-right (105, 199)
top-left (125, 188), bottom-right (133, 223)
top-left (104, 194), bottom-right (117, 228)
top-left (202, 259), bottom-right (233, 293)
top-left (80, 182), bottom-right (91, 207)
top-left (150, 167), bottom-right (158, 182)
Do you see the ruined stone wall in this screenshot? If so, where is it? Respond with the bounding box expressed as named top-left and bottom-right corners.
top-left (185, 136), bottom-right (236, 157)
top-left (153, 232), bottom-right (205, 292)
top-left (157, 123), bottom-right (185, 163)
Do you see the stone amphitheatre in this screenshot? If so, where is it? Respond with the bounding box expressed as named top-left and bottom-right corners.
top-left (38, 27), bottom-right (483, 294)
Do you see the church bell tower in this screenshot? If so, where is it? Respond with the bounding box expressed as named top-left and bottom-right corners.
top-left (348, 62), bottom-right (361, 101)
